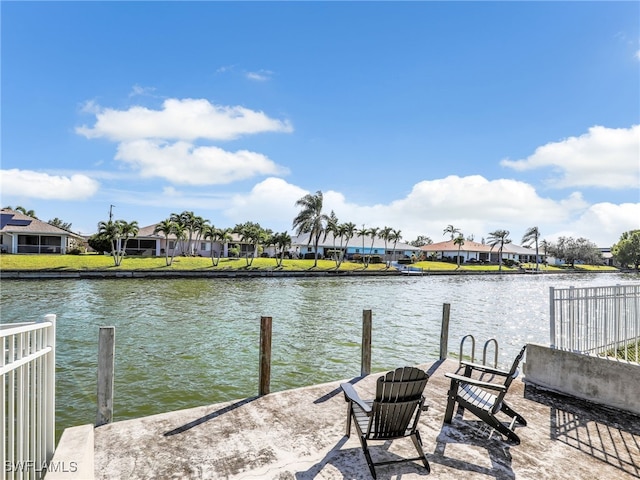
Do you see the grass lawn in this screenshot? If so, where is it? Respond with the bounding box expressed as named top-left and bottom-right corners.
top-left (0, 254), bottom-right (621, 273)
top-left (604, 339), bottom-right (639, 362)
top-left (0, 254), bottom-right (392, 272)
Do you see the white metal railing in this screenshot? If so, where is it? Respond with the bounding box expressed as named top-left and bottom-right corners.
top-left (1, 314), bottom-right (56, 480)
top-left (550, 285), bottom-right (640, 362)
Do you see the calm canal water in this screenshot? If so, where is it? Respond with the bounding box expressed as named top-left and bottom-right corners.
top-left (1, 272), bottom-right (638, 435)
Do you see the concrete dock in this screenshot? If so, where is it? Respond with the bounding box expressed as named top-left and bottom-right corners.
top-left (85, 358), bottom-right (640, 479)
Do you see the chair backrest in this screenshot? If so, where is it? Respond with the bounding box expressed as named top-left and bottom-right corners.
top-left (369, 367), bottom-right (429, 439)
top-left (491, 345), bottom-right (527, 413)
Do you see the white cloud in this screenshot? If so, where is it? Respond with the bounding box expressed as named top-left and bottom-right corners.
top-left (246, 70), bottom-right (273, 82)
top-left (501, 125), bottom-right (640, 189)
top-left (76, 98), bottom-right (293, 142)
top-left (115, 140), bottom-right (289, 185)
top-left (0, 169), bottom-right (99, 200)
top-left (223, 175), bottom-right (616, 244)
top-left (129, 84), bottom-right (157, 97)
top-left (557, 202), bottom-right (640, 247)
top-left (224, 177), bottom-right (308, 226)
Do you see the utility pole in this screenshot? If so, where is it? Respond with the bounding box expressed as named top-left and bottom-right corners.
top-left (109, 205), bottom-right (115, 222)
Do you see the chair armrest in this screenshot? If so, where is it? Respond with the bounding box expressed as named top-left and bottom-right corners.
top-left (445, 373), bottom-right (507, 392)
top-left (340, 383), bottom-right (372, 413)
top-left (459, 361), bottom-right (511, 377)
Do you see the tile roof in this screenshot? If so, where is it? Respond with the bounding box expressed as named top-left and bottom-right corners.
top-left (0, 209), bottom-right (80, 237)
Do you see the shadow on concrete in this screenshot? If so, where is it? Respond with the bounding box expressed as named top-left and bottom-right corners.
top-left (163, 396), bottom-right (258, 436)
top-left (294, 436), bottom-right (430, 480)
top-left (430, 420), bottom-right (516, 479)
top-left (524, 385), bottom-right (640, 478)
top-left (313, 376), bottom-right (366, 404)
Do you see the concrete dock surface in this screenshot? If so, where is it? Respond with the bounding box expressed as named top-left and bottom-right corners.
top-left (93, 358), bottom-right (640, 479)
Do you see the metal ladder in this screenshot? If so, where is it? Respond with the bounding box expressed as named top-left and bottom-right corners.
top-left (458, 334), bottom-right (499, 368)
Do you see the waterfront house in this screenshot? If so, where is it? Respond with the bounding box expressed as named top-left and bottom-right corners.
top-left (420, 239), bottom-right (542, 265)
top-left (290, 232), bottom-right (421, 261)
top-left (133, 224), bottom-right (260, 258)
top-left (0, 208), bottom-right (82, 254)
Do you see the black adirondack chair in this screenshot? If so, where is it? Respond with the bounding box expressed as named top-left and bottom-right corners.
top-left (444, 345), bottom-right (527, 444)
top-left (340, 367), bottom-right (430, 479)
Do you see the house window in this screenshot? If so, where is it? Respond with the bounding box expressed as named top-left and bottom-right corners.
top-left (168, 241), bottom-right (175, 249)
top-left (201, 242), bottom-right (207, 251)
top-left (373, 249), bottom-right (378, 254)
top-left (355, 249), bottom-right (360, 253)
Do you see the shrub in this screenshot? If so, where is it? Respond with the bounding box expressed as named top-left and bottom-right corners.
top-left (369, 255), bottom-right (383, 264)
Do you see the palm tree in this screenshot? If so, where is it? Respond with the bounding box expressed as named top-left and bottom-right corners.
top-left (454, 234), bottom-right (465, 268)
top-left (202, 224), bottom-right (219, 267)
top-left (326, 211), bottom-right (340, 267)
top-left (379, 226), bottom-right (393, 268)
top-left (273, 232), bottom-right (292, 268)
top-left (443, 224), bottom-right (460, 240)
top-left (191, 215), bottom-right (208, 256)
top-left (234, 221), bottom-right (265, 267)
top-left (388, 229), bottom-right (402, 268)
top-left (292, 191), bottom-right (329, 268)
top-left (115, 220), bottom-right (139, 266)
top-left (97, 220), bottom-right (119, 258)
top-left (522, 226), bottom-right (541, 271)
top-left (487, 229), bottom-right (511, 272)
top-left (217, 227), bottom-right (233, 262)
top-left (340, 222), bottom-right (357, 267)
top-left (356, 225), bottom-right (368, 267)
top-left (366, 227), bottom-right (380, 268)
top-left (154, 219), bottom-right (176, 266)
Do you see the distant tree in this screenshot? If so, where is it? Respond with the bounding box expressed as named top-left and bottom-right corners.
top-left (366, 226), bottom-right (380, 268)
top-left (116, 220), bottom-right (139, 266)
top-left (154, 219), bottom-right (177, 266)
top-left (233, 221), bottom-right (267, 267)
top-left (6, 206), bottom-right (37, 218)
top-left (356, 225), bottom-right (368, 266)
top-left (326, 211), bottom-right (341, 265)
top-left (454, 234), bottom-right (465, 267)
top-left (292, 191), bottom-right (329, 268)
top-left (87, 233), bottom-right (112, 254)
top-left (521, 226), bottom-right (541, 271)
top-left (409, 235), bottom-right (432, 247)
top-left (611, 230), bottom-right (640, 270)
top-left (547, 236), bottom-right (602, 267)
top-left (170, 211), bottom-right (207, 256)
top-left (97, 219), bottom-right (138, 266)
top-left (379, 226), bottom-right (394, 268)
top-left (48, 217), bottom-right (73, 232)
top-left (337, 221), bottom-right (357, 268)
top-left (487, 229), bottom-right (511, 271)
top-left (443, 225), bottom-right (460, 240)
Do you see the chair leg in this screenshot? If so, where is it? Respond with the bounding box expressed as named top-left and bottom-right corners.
top-left (411, 431), bottom-right (431, 473)
top-left (481, 412), bottom-right (521, 445)
top-left (359, 436), bottom-right (377, 479)
top-left (501, 401), bottom-right (527, 426)
top-left (444, 380), bottom-right (458, 423)
top-left (345, 403), bottom-right (352, 437)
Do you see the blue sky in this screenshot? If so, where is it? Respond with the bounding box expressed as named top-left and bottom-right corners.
top-left (2, 1), bottom-right (639, 247)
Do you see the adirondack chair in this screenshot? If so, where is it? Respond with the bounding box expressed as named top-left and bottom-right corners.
top-left (444, 345), bottom-right (527, 444)
top-left (340, 367), bottom-right (430, 479)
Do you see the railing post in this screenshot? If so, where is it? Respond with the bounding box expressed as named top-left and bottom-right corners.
top-left (549, 287), bottom-right (556, 348)
top-left (96, 326), bottom-right (115, 427)
top-left (440, 303), bottom-right (450, 360)
top-left (259, 316), bottom-right (272, 396)
top-left (43, 313), bottom-right (56, 463)
top-left (361, 310), bottom-right (372, 376)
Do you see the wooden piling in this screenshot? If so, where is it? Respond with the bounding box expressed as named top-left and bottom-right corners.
top-left (440, 303), bottom-right (450, 360)
top-left (259, 316), bottom-right (272, 396)
top-left (96, 326), bottom-right (115, 426)
top-left (361, 309), bottom-right (372, 376)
